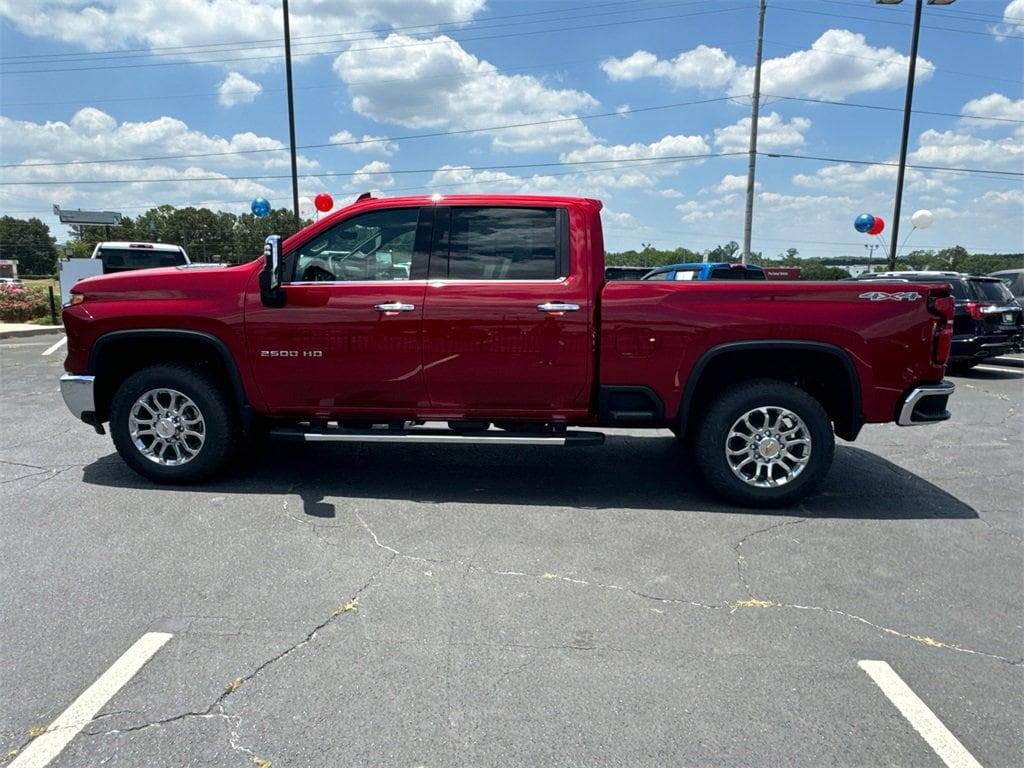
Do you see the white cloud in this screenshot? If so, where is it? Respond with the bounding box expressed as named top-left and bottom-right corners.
top-left (792, 162), bottom-right (954, 195)
top-left (558, 134), bottom-right (712, 190)
top-left (427, 165), bottom-right (562, 195)
top-left (713, 112), bottom-right (811, 152)
top-left (991, 0), bottom-right (1024, 39)
top-left (351, 160), bottom-right (394, 189)
top-left (332, 33), bottom-right (598, 151)
top-left (0, 108), bottom-right (317, 172)
top-left (975, 188), bottom-right (1024, 207)
top-left (602, 45), bottom-right (737, 90)
top-left (0, 1), bottom-right (487, 68)
top-left (961, 93), bottom-right (1024, 124)
top-left (910, 128), bottom-right (1024, 168)
top-left (217, 71), bottom-right (262, 107)
top-left (676, 200), bottom-right (718, 223)
top-left (0, 107), bottom-right (320, 225)
top-left (601, 29), bottom-right (934, 100)
top-left (327, 130), bottom-right (399, 156)
top-left (714, 174), bottom-right (758, 194)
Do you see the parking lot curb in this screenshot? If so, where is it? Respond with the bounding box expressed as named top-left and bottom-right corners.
top-left (0, 325), bottom-right (64, 339)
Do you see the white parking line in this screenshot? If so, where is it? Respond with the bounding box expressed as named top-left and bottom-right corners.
top-left (10, 632), bottom-right (173, 768)
top-left (859, 660), bottom-right (983, 768)
top-left (41, 337), bottom-right (67, 356)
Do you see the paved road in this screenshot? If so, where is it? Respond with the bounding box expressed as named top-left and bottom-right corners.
top-left (1, 338), bottom-right (1021, 767)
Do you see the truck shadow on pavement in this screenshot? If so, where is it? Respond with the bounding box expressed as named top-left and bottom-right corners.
top-left (81, 435), bottom-right (977, 521)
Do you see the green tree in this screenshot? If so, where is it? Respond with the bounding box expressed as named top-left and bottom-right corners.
top-left (705, 241), bottom-right (740, 262)
top-left (0, 216), bottom-right (59, 275)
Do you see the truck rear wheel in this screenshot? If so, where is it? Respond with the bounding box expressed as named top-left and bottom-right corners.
top-left (694, 379), bottom-right (834, 507)
top-left (110, 364), bottom-right (238, 484)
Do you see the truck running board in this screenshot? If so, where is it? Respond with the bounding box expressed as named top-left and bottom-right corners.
top-left (269, 425), bottom-right (605, 447)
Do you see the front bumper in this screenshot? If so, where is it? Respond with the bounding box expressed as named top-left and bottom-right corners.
top-left (897, 381), bottom-right (955, 426)
top-left (60, 373), bottom-right (96, 424)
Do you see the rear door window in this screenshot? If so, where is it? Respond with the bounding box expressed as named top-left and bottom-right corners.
top-left (437, 207), bottom-right (567, 280)
top-left (969, 279), bottom-right (1014, 302)
top-left (709, 267), bottom-right (747, 280)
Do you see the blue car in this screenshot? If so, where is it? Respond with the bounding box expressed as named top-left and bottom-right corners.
top-left (641, 262), bottom-right (766, 281)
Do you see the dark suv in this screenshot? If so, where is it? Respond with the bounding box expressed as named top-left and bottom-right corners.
top-left (851, 271), bottom-right (1023, 370)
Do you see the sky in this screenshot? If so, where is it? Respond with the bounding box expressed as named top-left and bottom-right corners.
top-left (0, 0), bottom-right (1022, 258)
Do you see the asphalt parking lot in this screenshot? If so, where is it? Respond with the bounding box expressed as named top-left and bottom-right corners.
top-left (1, 336), bottom-right (1021, 768)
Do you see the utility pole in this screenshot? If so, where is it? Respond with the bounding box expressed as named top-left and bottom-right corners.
top-left (864, 243), bottom-right (878, 273)
top-left (282, 0), bottom-right (300, 229)
top-left (742, 0), bottom-right (767, 266)
top-left (887, 0), bottom-right (922, 270)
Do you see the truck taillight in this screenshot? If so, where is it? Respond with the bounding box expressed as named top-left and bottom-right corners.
top-left (927, 294), bottom-right (954, 366)
top-left (965, 301), bottom-right (984, 321)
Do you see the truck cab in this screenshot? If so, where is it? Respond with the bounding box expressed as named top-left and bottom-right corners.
top-left (60, 194), bottom-right (955, 507)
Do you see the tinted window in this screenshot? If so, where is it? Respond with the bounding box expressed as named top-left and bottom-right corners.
top-left (98, 248), bottom-right (186, 272)
top-left (970, 279), bottom-right (1014, 302)
top-left (447, 207), bottom-right (561, 280)
top-left (294, 208), bottom-right (419, 281)
top-left (899, 276), bottom-right (968, 300)
top-left (645, 271), bottom-right (670, 281)
top-left (709, 267), bottom-right (747, 280)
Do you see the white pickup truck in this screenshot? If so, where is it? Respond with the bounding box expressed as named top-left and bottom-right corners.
top-left (91, 241), bottom-right (190, 274)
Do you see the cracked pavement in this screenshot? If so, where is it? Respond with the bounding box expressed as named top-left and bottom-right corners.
top-left (1, 338), bottom-right (1021, 767)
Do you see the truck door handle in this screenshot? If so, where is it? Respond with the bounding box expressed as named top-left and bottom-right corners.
top-left (537, 302), bottom-right (580, 313)
top-left (373, 302), bottom-right (415, 314)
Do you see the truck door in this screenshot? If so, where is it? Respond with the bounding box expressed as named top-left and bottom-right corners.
top-left (420, 205), bottom-right (592, 417)
top-left (245, 206), bottom-right (431, 415)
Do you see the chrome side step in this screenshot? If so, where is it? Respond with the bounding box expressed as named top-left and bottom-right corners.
top-left (269, 426), bottom-right (605, 446)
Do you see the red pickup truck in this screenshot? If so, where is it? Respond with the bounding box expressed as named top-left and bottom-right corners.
top-left (60, 194), bottom-right (955, 506)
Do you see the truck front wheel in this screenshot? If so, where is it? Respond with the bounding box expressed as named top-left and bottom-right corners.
top-left (695, 379), bottom-right (834, 507)
top-left (110, 364), bottom-right (238, 484)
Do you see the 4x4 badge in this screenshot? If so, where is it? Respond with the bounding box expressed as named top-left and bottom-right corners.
top-left (859, 291), bottom-right (921, 301)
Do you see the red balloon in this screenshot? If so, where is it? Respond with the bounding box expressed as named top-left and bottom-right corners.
top-left (868, 216), bottom-right (885, 235)
top-left (314, 193), bottom-right (334, 212)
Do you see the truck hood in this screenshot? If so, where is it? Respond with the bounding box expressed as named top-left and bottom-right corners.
top-left (72, 261), bottom-right (257, 301)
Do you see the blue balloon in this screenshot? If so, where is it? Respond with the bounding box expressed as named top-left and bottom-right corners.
top-left (854, 213), bottom-right (875, 233)
top-left (250, 197), bottom-right (271, 218)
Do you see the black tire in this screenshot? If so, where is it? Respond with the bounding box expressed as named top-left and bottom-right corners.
top-left (694, 379), bottom-right (834, 508)
top-left (110, 363), bottom-right (238, 484)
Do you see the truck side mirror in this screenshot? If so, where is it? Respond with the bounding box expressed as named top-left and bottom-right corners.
top-left (260, 235), bottom-right (286, 307)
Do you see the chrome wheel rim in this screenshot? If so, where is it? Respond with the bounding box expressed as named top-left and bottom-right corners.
top-left (725, 406), bottom-right (811, 488)
top-left (129, 388), bottom-right (205, 466)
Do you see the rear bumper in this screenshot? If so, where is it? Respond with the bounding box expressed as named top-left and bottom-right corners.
top-left (60, 373), bottom-right (96, 423)
top-left (951, 334), bottom-right (1023, 361)
top-left (897, 381), bottom-right (955, 426)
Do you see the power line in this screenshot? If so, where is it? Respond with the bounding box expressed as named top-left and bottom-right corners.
top-left (0, 0), bottom-right (678, 68)
top-left (5, 90), bottom-right (1019, 173)
top-left (0, 152), bottom-right (749, 187)
top-left (762, 39), bottom-right (1024, 86)
top-left (0, 56), bottom-right (598, 108)
top-left (811, 0), bottom-right (1024, 26)
top-left (759, 152), bottom-right (1024, 178)
top-left (4, 148), bottom-right (1021, 189)
top-left (0, 4), bottom-right (747, 76)
top-left (765, 94), bottom-right (1024, 124)
top-left (771, 4), bottom-right (1024, 41)
top-left (0, 97), bottom-right (739, 169)
top-left (0, 0), bottom-right (658, 63)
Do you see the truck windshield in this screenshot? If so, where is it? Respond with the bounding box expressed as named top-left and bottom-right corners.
top-left (98, 248), bottom-right (187, 273)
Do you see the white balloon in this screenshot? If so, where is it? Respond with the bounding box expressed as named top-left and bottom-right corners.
top-left (298, 196), bottom-right (314, 217)
top-left (910, 209), bottom-right (934, 230)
